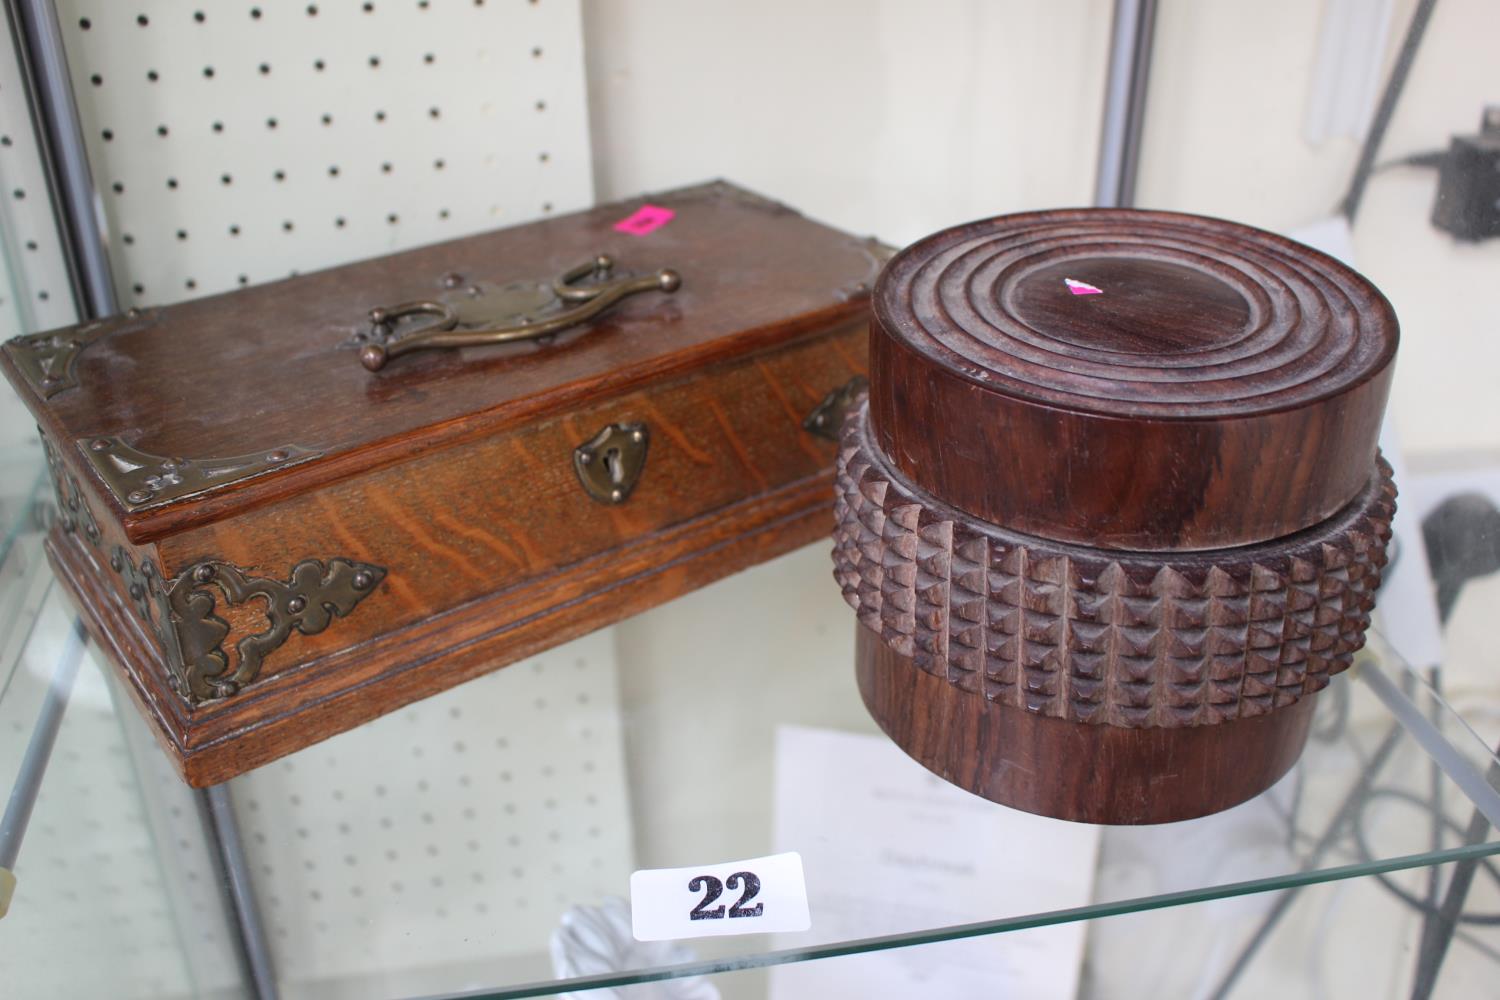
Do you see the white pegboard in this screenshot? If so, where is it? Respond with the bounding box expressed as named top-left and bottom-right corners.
top-left (56, 0), bottom-right (594, 306)
top-left (2, 5), bottom-right (611, 996)
top-left (232, 630), bottom-right (636, 1000)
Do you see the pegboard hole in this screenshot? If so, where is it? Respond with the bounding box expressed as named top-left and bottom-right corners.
top-left (267, 118), bottom-right (278, 129)
top-left (251, 7), bottom-right (263, 18)
top-left (282, 221), bottom-right (294, 232)
top-left (193, 11), bottom-right (205, 23)
top-left (321, 113), bottom-right (333, 125)
top-left (137, 14), bottom-right (148, 26)
top-left (307, 4), bottom-right (319, 15)
top-left (156, 125), bottom-right (169, 137)
top-left (122, 233), bottom-right (135, 245)
top-left (274, 169), bottom-right (286, 181)
top-left (166, 178), bottom-right (178, 189)
top-left (314, 59), bottom-right (325, 71)
top-left (221, 174), bottom-right (232, 185)
top-left (328, 165), bottom-right (339, 176)
top-left (259, 63), bottom-right (271, 75)
top-left (90, 73), bottom-right (102, 86)
top-left (147, 70), bottom-right (159, 82)
top-left (228, 224), bottom-right (240, 236)
top-left (433, 158), bottom-right (445, 170)
top-left (424, 53), bottom-right (435, 64)
top-left (78, 17), bottom-right (90, 30)
top-left (369, 56), bottom-right (381, 68)
top-left (176, 230), bottom-right (188, 241)
top-left (212, 121), bottom-right (224, 132)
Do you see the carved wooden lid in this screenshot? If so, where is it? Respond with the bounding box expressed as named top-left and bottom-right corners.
top-left (869, 209), bottom-right (1399, 551)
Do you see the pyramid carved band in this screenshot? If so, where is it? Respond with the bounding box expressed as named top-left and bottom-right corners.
top-left (833, 401), bottom-right (1395, 730)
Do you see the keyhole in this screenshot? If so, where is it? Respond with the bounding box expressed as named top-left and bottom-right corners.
top-left (602, 446), bottom-right (624, 483)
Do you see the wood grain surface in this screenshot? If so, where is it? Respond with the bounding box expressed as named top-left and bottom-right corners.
top-left (869, 209), bottom-right (1399, 550)
top-left (4, 180), bottom-right (883, 543)
top-left (856, 627), bottom-right (1318, 824)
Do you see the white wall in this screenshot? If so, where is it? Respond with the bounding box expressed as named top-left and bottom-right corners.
top-left (583, 0), bottom-right (1111, 245)
top-left (584, 0), bottom-right (1500, 458)
top-left (1136, 0), bottom-right (1500, 457)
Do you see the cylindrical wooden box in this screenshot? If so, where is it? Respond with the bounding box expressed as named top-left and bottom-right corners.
top-left (833, 209), bottom-right (1399, 824)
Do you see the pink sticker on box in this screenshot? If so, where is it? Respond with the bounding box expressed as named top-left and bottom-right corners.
top-left (613, 204), bottom-right (675, 236)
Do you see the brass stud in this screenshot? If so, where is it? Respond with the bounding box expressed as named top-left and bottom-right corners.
top-left (630, 429), bottom-right (644, 444)
top-left (609, 488), bottom-right (623, 502)
top-left (193, 564), bottom-right (216, 583)
top-left (578, 451), bottom-right (593, 465)
top-left (441, 272), bottom-right (463, 289)
top-left (266, 450), bottom-right (288, 462)
top-left (287, 595), bottom-right (306, 613)
top-left (126, 489), bottom-right (152, 504)
top-left (90, 438), bottom-right (111, 451)
top-left (352, 571), bottom-right (373, 589)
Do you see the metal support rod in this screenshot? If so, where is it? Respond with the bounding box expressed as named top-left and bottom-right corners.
top-left (0, 616), bottom-right (85, 915)
top-left (1338, 0), bottom-right (1439, 223)
top-left (3, 0), bottom-right (116, 318)
top-left (1408, 750), bottom-right (1500, 1000)
top-left (198, 785), bottom-right (280, 1000)
top-left (1093, 0), bottom-right (1157, 208)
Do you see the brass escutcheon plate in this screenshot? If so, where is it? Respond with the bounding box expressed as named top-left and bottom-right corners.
top-left (573, 423), bottom-right (649, 505)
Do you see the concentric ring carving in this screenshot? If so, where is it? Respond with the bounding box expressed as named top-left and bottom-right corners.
top-left (874, 210), bottom-right (1398, 418)
top-left (832, 403), bottom-right (1395, 729)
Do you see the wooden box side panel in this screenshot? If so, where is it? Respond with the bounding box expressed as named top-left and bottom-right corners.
top-left (64, 321), bottom-right (866, 779)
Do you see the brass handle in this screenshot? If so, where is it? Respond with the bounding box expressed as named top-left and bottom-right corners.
top-left (359, 255), bottom-right (681, 371)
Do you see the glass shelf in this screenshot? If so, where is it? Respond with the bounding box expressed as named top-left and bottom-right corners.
top-left (2, 439), bottom-right (1498, 999)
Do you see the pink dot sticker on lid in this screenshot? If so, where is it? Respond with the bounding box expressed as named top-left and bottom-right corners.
top-left (613, 204), bottom-right (675, 236)
top-left (1064, 278), bottom-right (1103, 295)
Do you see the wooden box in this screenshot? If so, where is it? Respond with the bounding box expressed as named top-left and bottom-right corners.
top-left (833, 208), bottom-right (1398, 824)
top-left (4, 181), bottom-right (879, 785)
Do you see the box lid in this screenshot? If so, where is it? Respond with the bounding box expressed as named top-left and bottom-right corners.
top-left (3, 181), bottom-right (880, 543)
top-left (868, 208), bottom-right (1399, 551)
